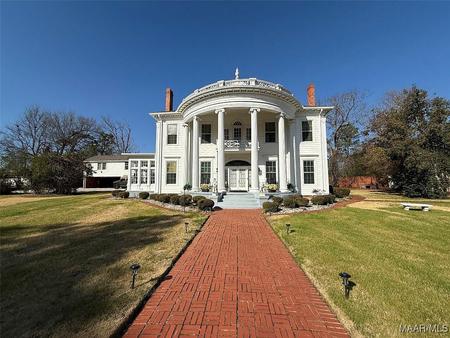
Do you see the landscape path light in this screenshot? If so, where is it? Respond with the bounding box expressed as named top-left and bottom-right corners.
top-left (339, 272), bottom-right (355, 299)
top-left (185, 222), bottom-right (189, 233)
top-left (130, 263), bottom-right (141, 289)
top-left (285, 223), bottom-right (291, 235)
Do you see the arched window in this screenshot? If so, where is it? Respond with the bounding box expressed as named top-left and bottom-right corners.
top-left (233, 121), bottom-right (242, 126)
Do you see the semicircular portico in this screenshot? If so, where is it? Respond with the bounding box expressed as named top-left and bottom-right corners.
top-left (181, 92), bottom-right (299, 122)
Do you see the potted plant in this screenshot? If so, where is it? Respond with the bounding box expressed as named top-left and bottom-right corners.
top-left (287, 183), bottom-right (295, 192)
top-left (200, 184), bottom-right (210, 192)
top-left (265, 183), bottom-right (278, 193)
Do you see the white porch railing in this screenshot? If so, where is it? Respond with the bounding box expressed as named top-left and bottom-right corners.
top-left (224, 140), bottom-right (259, 150)
top-left (181, 78), bottom-right (294, 104)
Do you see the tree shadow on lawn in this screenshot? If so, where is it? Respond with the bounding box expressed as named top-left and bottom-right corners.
top-left (1, 213), bottom-right (186, 337)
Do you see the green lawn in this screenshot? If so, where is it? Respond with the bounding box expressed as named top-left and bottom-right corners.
top-left (0, 194), bottom-right (206, 337)
top-left (269, 191), bottom-right (450, 337)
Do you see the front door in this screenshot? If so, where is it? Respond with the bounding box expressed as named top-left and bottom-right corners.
top-left (228, 168), bottom-right (248, 191)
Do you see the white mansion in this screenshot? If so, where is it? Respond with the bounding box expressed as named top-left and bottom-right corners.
top-left (85, 70), bottom-right (332, 197)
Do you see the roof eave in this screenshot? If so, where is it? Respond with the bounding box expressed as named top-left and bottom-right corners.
top-left (301, 106), bottom-right (334, 116)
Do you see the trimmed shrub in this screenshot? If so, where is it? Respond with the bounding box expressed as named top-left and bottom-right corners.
top-left (283, 196), bottom-right (298, 208)
top-left (112, 190), bottom-right (121, 197)
top-left (311, 194), bottom-right (335, 205)
top-left (263, 201), bottom-right (279, 213)
top-left (198, 198), bottom-right (214, 211)
top-left (149, 193), bottom-right (158, 200)
top-left (334, 187), bottom-right (351, 198)
top-left (170, 195), bottom-right (180, 205)
top-left (139, 192), bottom-right (149, 199)
top-left (158, 194), bottom-right (170, 203)
top-left (193, 195), bottom-right (206, 204)
top-left (271, 196), bottom-right (283, 205)
top-left (295, 197), bottom-right (310, 207)
top-left (0, 180), bottom-right (13, 194)
top-left (179, 195), bottom-right (192, 206)
top-left (119, 191), bottom-right (129, 199)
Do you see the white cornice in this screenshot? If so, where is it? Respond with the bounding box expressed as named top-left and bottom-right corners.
top-left (301, 106), bottom-right (334, 116)
top-left (177, 78), bottom-right (302, 114)
top-left (149, 111), bottom-right (183, 121)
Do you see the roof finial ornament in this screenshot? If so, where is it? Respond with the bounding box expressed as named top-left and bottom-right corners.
top-left (235, 67), bottom-right (240, 80)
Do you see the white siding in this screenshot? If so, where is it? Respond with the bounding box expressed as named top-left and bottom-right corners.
top-left (153, 109), bottom-right (329, 195)
top-left (87, 161), bottom-right (128, 177)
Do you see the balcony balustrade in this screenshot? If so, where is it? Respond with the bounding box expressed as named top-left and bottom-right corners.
top-left (224, 140), bottom-right (259, 150)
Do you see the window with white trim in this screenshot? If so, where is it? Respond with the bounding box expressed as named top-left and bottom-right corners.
top-left (233, 121), bottom-right (242, 140)
top-left (265, 122), bottom-right (276, 143)
top-left (124, 162), bottom-right (128, 170)
top-left (150, 160), bottom-right (155, 184)
top-left (131, 168), bottom-right (138, 184)
top-left (167, 124), bottom-right (177, 144)
top-left (140, 168), bottom-right (148, 184)
top-left (166, 161), bottom-right (177, 184)
top-left (302, 121), bottom-right (313, 141)
top-left (233, 127), bottom-right (241, 140)
top-left (224, 129), bottom-right (229, 140)
top-left (97, 162), bottom-right (106, 170)
top-left (200, 161), bottom-right (211, 184)
top-left (266, 161), bottom-right (277, 184)
top-left (201, 124), bottom-right (211, 143)
top-left (303, 160), bottom-right (315, 184)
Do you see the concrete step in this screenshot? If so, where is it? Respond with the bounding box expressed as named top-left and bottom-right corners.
top-left (217, 193), bottom-right (261, 209)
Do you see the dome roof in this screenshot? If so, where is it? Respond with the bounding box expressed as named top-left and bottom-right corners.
top-left (177, 77), bottom-right (301, 114)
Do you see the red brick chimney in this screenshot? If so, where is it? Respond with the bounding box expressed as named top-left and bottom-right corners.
top-left (307, 83), bottom-right (316, 106)
top-left (165, 88), bottom-right (173, 111)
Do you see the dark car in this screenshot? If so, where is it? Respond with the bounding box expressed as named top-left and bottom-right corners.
top-left (113, 178), bottom-right (127, 189)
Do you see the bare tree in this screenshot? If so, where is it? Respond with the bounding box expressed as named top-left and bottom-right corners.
top-left (0, 106), bottom-right (49, 156)
top-left (324, 91), bottom-right (369, 186)
top-left (101, 117), bottom-right (135, 153)
top-left (46, 112), bottom-right (98, 155)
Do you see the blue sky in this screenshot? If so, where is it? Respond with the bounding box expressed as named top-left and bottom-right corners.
top-left (1, 1), bottom-right (449, 152)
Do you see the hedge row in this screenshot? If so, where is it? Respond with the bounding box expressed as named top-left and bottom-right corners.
top-left (311, 194), bottom-right (336, 205)
top-left (263, 193), bottom-right (336, 212)
top-left (146, 193), bottom-right (214, 211)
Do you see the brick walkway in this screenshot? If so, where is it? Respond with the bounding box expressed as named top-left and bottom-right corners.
top-left (124, 210), bottom-right (349, 338)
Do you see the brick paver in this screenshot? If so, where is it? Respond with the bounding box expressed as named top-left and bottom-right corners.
top-left (124, 209), bottom-right (349, 337)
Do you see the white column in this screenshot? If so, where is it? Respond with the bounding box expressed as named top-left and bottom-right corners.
top-left (182, 123), bottom-right (189, 189)
top-left (278, 114), bottom-right (288, 192)
top-left (216, 109), bottom-right (226, 192)
top-left (320, 113), bottom-right (330, 193)
top-left (192, 116), bottom-right (200, 191)
top-left (154, 120), bottom-right (162, 193)
top-left (290, 119), bottom-right (300, 193)
top-left (250, 107), bottom-right (260, 192)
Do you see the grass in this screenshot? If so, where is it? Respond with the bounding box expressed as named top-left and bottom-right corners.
top-left (0, 193), bottom-right (206, 337)
top-left (269, 190), bottom-right (450, 337)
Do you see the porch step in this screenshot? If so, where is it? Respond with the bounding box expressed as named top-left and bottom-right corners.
top-left (217, 193), bottom-right (261, 209)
